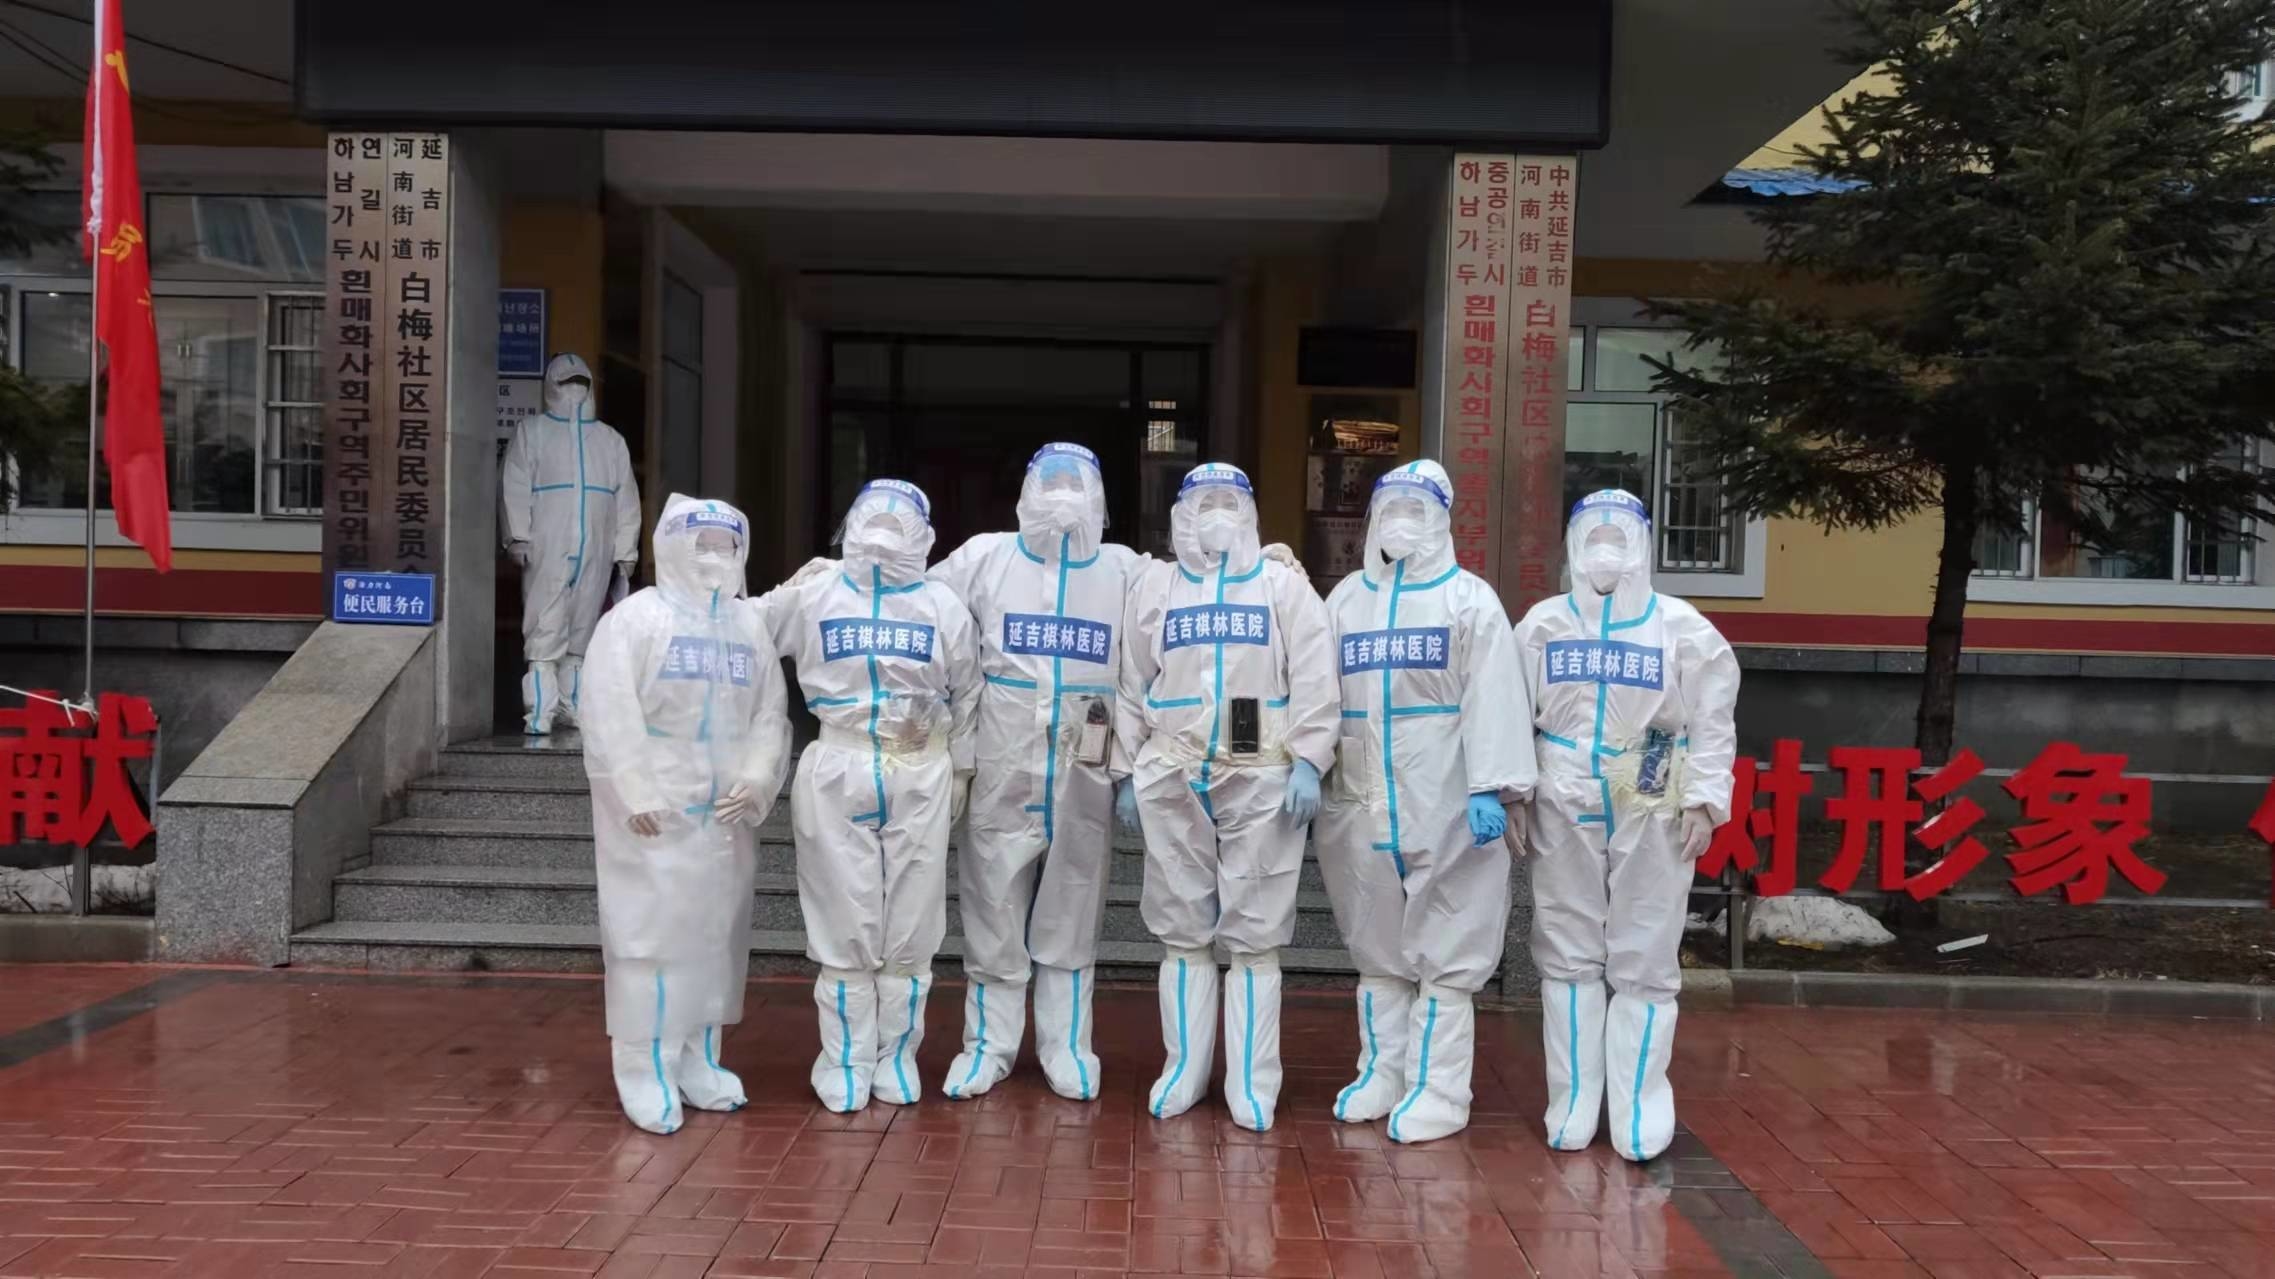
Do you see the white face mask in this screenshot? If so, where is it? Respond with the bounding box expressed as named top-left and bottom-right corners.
top-left (1579, 543), bottom-right (1626, 592)
top-left (687, 548), bottom-right (740, 594)
top-left (1195, 509), bottom-right (1245, 553)
top-left (1035, 490), bottom-right (1089, 531)
top-left (1375, 514), bottom-right (1428, 561)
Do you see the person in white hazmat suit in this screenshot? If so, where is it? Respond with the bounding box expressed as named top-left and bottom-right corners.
top-left (923, 443), bottom-right (1143, 1102)
top-left (1515, 489), bottom-right (1740, 1162)
top-left (1114, 462), bottom-right (1340, 1131)
top-left (1315, 460), bottom-right (1538, 1144)
top-left (501, 353), bottom-right (642, 734)
top-left (580, 494), bottom-right (790, 1135)
top-left (755, 479), bottom-right (979, 1114)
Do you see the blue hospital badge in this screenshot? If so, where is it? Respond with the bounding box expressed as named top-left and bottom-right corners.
top-left (1003, 613), bottom-right (1112, 663)
top-left (1545, 639), bottom-right (1665, 690)
top-left (1339, 627), bottom-right (1451, 675)
top-left (821, 618), bottom-right (936, 662)
top-left (661, 637), bottom-right (756, 686)
top-left (1162, 603), bottom-right (1270, 651)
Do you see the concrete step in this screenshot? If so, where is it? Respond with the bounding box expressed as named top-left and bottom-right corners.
top-left (406, 776), bottom-right (596, 823)
top-left (435, 736), bottom-right (593, 782)
top-left (287, 919), bottom-right (1357, 984)
top-left (367, 817), bottom-right (1329, 891)
top-left (328, 864), bottom-right (1351, 950)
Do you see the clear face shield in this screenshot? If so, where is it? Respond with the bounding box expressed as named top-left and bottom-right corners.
top-left (1188, 485), bottom-right (1251, 553)
top-left (543, 354), bottom-right (593, 416)
top-left (835, 480), bottom-right (936, 579)
top-left (1018, 444), bottom-right (1108, 550)
top-left (656, 498), bottom-right (751, 607)
top-left (1363, 464), bottom-right (1453, 566)
top-left (1566, 490), bottom-right (1652, 595)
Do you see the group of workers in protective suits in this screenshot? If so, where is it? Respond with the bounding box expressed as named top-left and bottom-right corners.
top-left (545, 415), bottom-right (1737, 1158)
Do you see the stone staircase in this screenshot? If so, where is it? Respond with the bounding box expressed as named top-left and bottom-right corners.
top-left (290, 736), bottom-right (1359, 981)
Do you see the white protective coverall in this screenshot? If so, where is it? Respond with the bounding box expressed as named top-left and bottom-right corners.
top-left (581, 494), bottom-right (790, 1135)
top-left (928, 443), bottom-right (1141, 1102)
top-left (1116, 462), bottom-right (1340, 1131)
top-left (500, 353), bottom-right (642, 734)
top-left (1515, 489), bottom-right (1740, 1162)
top-left (1316, 460), bottom-right (1538, 1144)
top-left (756, 480), bottom-right (978, 1114)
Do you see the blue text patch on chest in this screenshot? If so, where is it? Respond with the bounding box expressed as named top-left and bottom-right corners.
top-left (661, 637), bottom-right (757, 686)
top-left (1546, 639), bottom-right (1665, 690)
top-left (1339, 626), bottom-right (1452, 675)
top-left (1163, 603), bottom-right (1270, 652)
top-left (822, 618), bottom-right (936, 662)
top-left (1003, 613), bottom-right (1112, 663)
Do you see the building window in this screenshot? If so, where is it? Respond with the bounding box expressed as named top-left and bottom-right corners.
top-left (1971, 447), bottom-right (2265, 588)
top-left (3, 194), bottom-right (325, 535)
top-left (264, 293), bottom-right (324, 516)
top-left (1564, 323), bottom-right (1743, 574)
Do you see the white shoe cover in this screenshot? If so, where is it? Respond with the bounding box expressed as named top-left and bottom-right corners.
top-left (554, 654), bottom-right (585, 728)
top-left (673, 1025), bottom-right (745, 1112)
top-left (1386, 985), bottom-right (1477, 1145)
top-left (1148, 947), bottom-right (1218, 1120)
top-left (812, 968), bottom-right (878, 1113)
top-left (1607, 993), bottom-right (1678, 1162)
top-left (611, 1036), bottom-right (685, 1135)
top-left (873, 969), bottom-right (933, 1106)
top-left (942, 978), bottom-right (1024, 1100)
top-left (1222, 952), bottom-right (1284, 1133)
top-left (1332, 976), bottom-right (1414, 1124)
top-left (522, 660), bottom-right (560, 735)
top-left (1034, 965), bottom-right (1101, 1101)
top-left (1541, 979), bottom-right (1608, 1152)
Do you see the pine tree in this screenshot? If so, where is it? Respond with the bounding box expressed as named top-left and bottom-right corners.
top-left (1653, 0), bottom-right (2275, 769)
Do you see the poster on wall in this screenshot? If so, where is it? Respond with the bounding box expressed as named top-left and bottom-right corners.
top-left (498, 288), bottom-right (547, 379)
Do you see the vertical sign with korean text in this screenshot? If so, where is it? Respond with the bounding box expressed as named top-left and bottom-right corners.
top-left (323, 134), bottom-right (385, 581)
top-left (1442, 154), bottom-right (1513, 585)
top-left (1502, 157), bottom-right (1575, 617)
top-left (383, 134), bottom-right (450, 579)
top-left (323, 132), bottom-right (450, 596)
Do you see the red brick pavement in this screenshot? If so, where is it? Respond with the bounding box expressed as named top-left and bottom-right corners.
top-left (0, 967), bottom-right (2271, 1278)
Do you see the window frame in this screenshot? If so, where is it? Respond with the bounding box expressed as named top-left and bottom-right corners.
top-left (1966, 445), bottom-right (2273, 609)
top-left (1567, 298), bottom-right (1767, 598)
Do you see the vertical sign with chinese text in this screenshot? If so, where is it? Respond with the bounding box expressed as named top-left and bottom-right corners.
top-left (323, 134), bottom-right (384, 581)
top-left (1501, 157), bottom-right (1575, 617)
top-left (383, 134), bottom-right (450, 579)
top-left (1441, 154), bottom-right (1513, 585)
top-left (323, 132), bottom-right (450, 595)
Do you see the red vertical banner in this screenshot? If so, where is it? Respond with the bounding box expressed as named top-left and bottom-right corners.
top-left (1441, 153), bottom-right (1512, 585)
top-left (1501, 157), bottom-right (1575, 617)
top-left (81, 0), bottom-right (171, 572)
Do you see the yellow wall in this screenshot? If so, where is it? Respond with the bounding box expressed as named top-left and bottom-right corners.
top-left (1250, 259), bottom-right (1319, 548)
top-left (500, 204), bottom-right (604, 377)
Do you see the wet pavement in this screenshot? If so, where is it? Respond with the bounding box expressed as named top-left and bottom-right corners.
top-left (0, 966), bottom-right (2272, 1278)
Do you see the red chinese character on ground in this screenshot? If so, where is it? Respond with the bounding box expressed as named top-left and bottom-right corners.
top-left (0, 691), bottom-right (156, 849)
top-left (1904, 749), bottom-right (1990, 901)
top-left (2003, 742), bottom-right (2162, 905)
top-left (1700, 738), bottom-right (1814, 897)
top-left (1821, 746), bottom-right (1921, 894)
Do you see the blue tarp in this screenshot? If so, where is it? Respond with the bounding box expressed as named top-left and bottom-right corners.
top-left (1719, 167), bottom-right (1864, 197)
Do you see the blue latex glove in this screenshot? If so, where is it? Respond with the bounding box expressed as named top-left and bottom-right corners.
top-left (1467, 792), bottom-right (1507, 846)
top-left (1114, 778), bottom-right (1140, 833)
top-left (1282, 760), bottom-right (1322, 824)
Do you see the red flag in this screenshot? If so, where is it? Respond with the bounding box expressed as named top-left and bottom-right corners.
top-left (81, 0), bottom-right (170, 573)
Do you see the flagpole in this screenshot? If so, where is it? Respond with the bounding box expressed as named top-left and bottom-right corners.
top-left (82, 247), bottom-right (99, 716)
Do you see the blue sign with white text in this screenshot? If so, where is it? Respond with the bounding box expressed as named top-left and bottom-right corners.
top-left (1339, 626), bottom-right (1451, 675)
top-left (332, 572), bottom-right (436, 626)
top-left (1163, 604), bottom-right (1270, 651)
top-left (1003, 613), bottom-right (1112, 663)
top-left (821, 618), bottom-right (936, 662)
top-left (660, 637), bottom-right (756, 685)
top-left (498, 289), bottom-right (547, 378)
top-left (1545, 639), bottom-right (1665, 690)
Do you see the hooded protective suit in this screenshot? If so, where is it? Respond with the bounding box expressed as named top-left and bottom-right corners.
top-left (1514, 489), bottom-right (1740, 1162)
top-left (501, 353), bottom-right (642, 734)
top-left (1115, 462), bottom-right (1340, 1131)
top-left (927, 443), bottom-right (1142, 1102)
top-left (1316, 460), bottom-right (1537, 1143)
top-left (756, 479), bottom-right (978, 1114)
top-left (581, 494), bottom-right (790, 1135)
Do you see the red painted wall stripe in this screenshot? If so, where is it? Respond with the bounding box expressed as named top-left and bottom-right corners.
top-left (0, 565), bottom-right (323, 619)
top-left (1704, 610), bottom-right (2275, 658)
